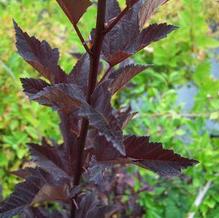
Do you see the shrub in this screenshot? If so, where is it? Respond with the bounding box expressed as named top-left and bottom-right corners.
top-left (0, 1), bottom-right (198, 217)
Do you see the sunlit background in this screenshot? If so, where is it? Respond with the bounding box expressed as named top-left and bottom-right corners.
top-left (0, 0), bottom-right (219, 217)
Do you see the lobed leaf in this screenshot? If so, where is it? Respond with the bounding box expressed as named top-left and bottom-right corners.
top-left (91, 81), bottom-right (125, 145)
top-left (102, 1), bottom-right (176, 66)
top-left (63, 54), bottom-right (91, 135)
top-left (102, 2), bottom-right (140, 66)
top-left (75, 192), bottom-right (117, 218)
top-left (105, 0), bottom-right (121, 22)
top-left (89, 82), bottom-right (133, 161)
top-left (22, 207), bottom-right (68, 218)
top-left (21, 78), bottom-right (82, 136)
top-left (124, 136), bottom-right (198, 176)
top-left (107, 64), bottom-right (148, 94)
top-left (67, 53), bottom-right (90, 95)
top-left (83, 157), bottom-right (110, 185)
top-left (0, 170), bottom-right (45, 218)
top-left (56, 0), bottom-right (92, 25)
top-left (28, 140), bottom-right (72, 179)
top-left (20, 78), bottom-right (50, 98)
top-left (138, 0), bottom-right (168, 30)
top-left (0, 168), bottom-right (68, 218)
top-left (79, 103), bottom-right (125, 156)
top-left (30, 83), bottom-right (85, 113)
top-left (103, 22), bottom-right (176, 66)
top-left (86, 133), bottom-right (122, 162)
top-left (133, 23), bottom-right (177, 51)
top-left (91, 81), bottom-right (112, 117)
top-left (13, 21), bottom-right (66, 83)
top-left (60, 111), bottom-right (81, 138)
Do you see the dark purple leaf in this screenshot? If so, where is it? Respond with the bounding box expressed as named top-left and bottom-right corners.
top-left (28, 140), bottom-right (72, 178)
top-left (67, 53), bottom-right (90, 94)
top-left (91, 81), bottom-right (112, 115)
top-left (70, 186), bottom-right (81, 199)
top-left (30, 83), bottom-right (85, 113)
top-left (107, 64), bottom-right (148, 94)
top-left (0, 168), bottom-right (68, 218)
top-left (79, 103), bottom-right (125, 156)
top-left (102, 1), bottom-right (176, 66)
top-left (22, 207), bottom-right (47, 218)
top-left (90, 82), bottom-right (128, 159)
top-left (11, 168), bottom-right (34, 179)
top-left (13, 21), bottom-right (66, 83)
top-left (124, 136), bottom-right (198, 176)
top-left (102, 3), bottom-right (140, 66)
top-left (22, 207), bottom-right (68, 218)
top-left (133, 23), bottom-right (177, 51)
top-left (114, 107), bottom-right (137, 129)
top-left (138, 0), bottom-right (168, 30)
top-left (103, 20), bottom-right (176, 66)
top-left (75, 192), bottom-right (117, 218)
top-left (83, 157), bottom-right (110, 185)
top-left (56, 0), bottom-right (92, 25)
top-left (0, 169), bottom-right (46, 218)
top-left (105, 0), bottom-right (121, 22)
top-left (20, 78), bottom-right (50, 98)
top-left (86, 132), bottom-right (122, 162)
top-left (59, 111), bottom-right (81, 138)
top-left (91, 81), bottom-right (125, 138)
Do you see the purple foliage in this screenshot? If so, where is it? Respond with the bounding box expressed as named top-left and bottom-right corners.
top-left (0, 1), bottom-right (198, 217)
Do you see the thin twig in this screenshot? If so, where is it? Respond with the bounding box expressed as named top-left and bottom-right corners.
top-left (104, 6), bottom-right (129, 34)
top-left (73, 24), bottom-right (92, 55)
top-left (187, 181), bottom-right (212, 218)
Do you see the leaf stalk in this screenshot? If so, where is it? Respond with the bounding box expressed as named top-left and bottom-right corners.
top-left (73, 23), bottom-right (92, 55)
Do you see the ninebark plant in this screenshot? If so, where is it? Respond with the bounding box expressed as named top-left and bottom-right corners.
top-left (0, 0), bottom-right (198, 217)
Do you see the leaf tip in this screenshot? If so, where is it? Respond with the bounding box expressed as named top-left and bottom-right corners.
top-left (12, 19), bottom-right (20, 34)
top-left (190, 159), bottom-right (199, 166)
top-left (171, 24), bottom-right (179, 31)
top-left (12, 18), bottom-right (17, 27)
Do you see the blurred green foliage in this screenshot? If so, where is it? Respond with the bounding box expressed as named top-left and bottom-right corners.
top-left (0, 0), bottom-right (219, 217)
top-left (119, 0), bottom-right (219, 217)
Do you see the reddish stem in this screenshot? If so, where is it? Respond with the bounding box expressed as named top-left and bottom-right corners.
top-left (70, 0), bottom-right (107, 217)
